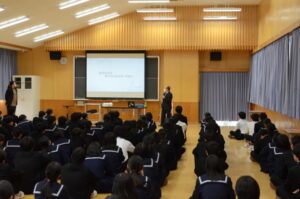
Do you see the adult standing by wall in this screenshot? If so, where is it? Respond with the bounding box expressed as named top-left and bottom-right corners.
top-left (161, 86), bottom-right (173, 126)
top-left (5, 81), bottom-right (17, 115)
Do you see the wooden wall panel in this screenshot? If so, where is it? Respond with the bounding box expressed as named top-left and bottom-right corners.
top-left (257, 0), bottom-right (300, 49)
top-left (0, 100), bottom-right (6, 115)
top-left (44, 6), bottom-right (258, 51)
top-left (251, 104), bottom-right (300, 129)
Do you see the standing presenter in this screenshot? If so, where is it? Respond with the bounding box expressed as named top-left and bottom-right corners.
top-left (5, 81), bottom-right (18, 115)
top-left (161, 86), bottom-right (173, 126)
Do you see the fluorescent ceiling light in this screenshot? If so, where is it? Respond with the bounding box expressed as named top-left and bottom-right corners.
top-left (203, 7), bottom-right (242, 12)
top-left (128, 0), bottom-right (170, 3)
top-left (59, 0), bottom-right (90, 10)
top-left (0, 16), bottom-right (29, 29)
top-left (136, 8), bottom-right (174, 13)
top-left (0, 7), bottom-right (5, 12)
top-left (203, 16), bottom-right (238, 20)
top-left (75, 4), bottom-right (110, 18)
top-left (15, 24), bottom-right (49, 37)
top-left (144, 16), bottom-right (176, 20)
top-left (34, 30), bottom-right (64, 42)
top-left (88, 12), bottom-right (120, 25)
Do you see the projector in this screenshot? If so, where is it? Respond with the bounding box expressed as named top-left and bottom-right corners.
top-left (102, 102), bottom-right (113, 107)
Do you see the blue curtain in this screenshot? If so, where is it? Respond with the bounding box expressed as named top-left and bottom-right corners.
top-left (0, 48), bottom-right (17, 99)
top-left (200, 72), bottom-right (249, 121)
top-left (249, 27), bottom-right (300, 120)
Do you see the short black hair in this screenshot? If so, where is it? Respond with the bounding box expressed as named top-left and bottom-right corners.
top-left (145, 112), bottom-right (153, 121)
top-left (166, 86), bottom-right (170, 90)
top-left (46, 109), bottom-right (53, 115)
top-left (71, 147), bottom-right (85, 164)
top-left (250, 113), bottom-right (259, 122)
top-left (175, 106), bottom-right (183, 114)
top-left (259, 113), bottom-right (267, 121)
top-left (103, 132), bottom-right (116, 147)
top-left (274, 134), bottom-right (291, 150)
top-left (235, 176), bottom-right (260, 199)
top-left (0, 180), bottom-right (14, 199)
top-left (238, 112), bottom-right (246, 119)
top-left (9, 81), bottom-right (15, 86)
top-left (20, 136), bottom-right (35, 151)
top-left (12, 127), bottom-right (23, 138)
top-left (18, 114), bottom-right (27, 122)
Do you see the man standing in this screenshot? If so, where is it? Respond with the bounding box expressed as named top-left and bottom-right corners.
top-left (5, 81), bottom-right (18, 115)
top-left (161, 86), bottom-right (173, 126)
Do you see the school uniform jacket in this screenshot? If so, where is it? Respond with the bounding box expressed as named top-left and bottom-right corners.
top-left (84, 127), bottom-right (104, 146)
top-left (33, 179), bottom-right (69, 199)
top-left (190, 174), bottom-right (235, 199)
top-left (101, 146), bottom-right (125, 177)
top-left (4, 139), bottom-right (21, 164)
top-left (147, 120), bottom-right (157, 133)
top-left (44, 124), bottom-right (57, 141)
top-left (48, 138), bottom-right (71, 165)
top-left (135, 175), bottom-right (156, 199)
top-left (17, 120), bottom-right (33, 136)
top-left (143, 157), bottom-right (161, 199)
top-left (56, 125), bottom-right (70, 138)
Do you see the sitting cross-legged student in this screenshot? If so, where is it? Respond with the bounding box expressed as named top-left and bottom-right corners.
top-left (4, 127), bottom-right (23, 165)
top-left (270, 134), bottom-right (296, 188)
top-left (132, 119), bottom-right (148, 146)
top-left (190, 155), bottom-right (235, 199)
top-left (48, 130), bottom-right (71, 165)
top-left (250, 113), bottom-right (268, 145)
top-left (105, 173), bottom-right (139, 199)
top-left (56, 116), bottom-right (70, 138)
top-left (70, 128), bottom-right (86, 152)
top-left (101, 132), bottom-right (126, 177)
top-left (173, 105), bottom-right (188, 125)
top-left (44, 116), bottom-right (57, 141)
top-left (13, 136), bottom-right (49, 194)
top-left (34, 162), bottom-right (69, 199)
top-left (276, 144), bottom-right (300, 199)
top-left (127, 155), bottom-right (156, 199)
top-left (250, 128), bottom-right (272, 162)
top-left (235, 176), bottom-right (260, 199)
top-left (1, 116), bottom-right (15, 141)
top-left (17, 114), bottom-right (33, 136)
top-left (80, 120), bottom-right (101, 146)
top-left (61, 147), bottom-right (97, 199)
top-left (84, 142), bottom-right (113, 193)
top-left (229, 112), bottom-right (248, 140)
top-left (0, 180), bottom-right (15, 199)
top-left (244, 113), bottom-right (260, 142)
top-left (134, 143), bottom-right (161, 199)
top-left (145, 112), bottom-right (157, 133)
top-left (32, 111), bottom-right (46, 128)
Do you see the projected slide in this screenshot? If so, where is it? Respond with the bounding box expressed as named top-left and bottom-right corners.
top-left (86, 52), bottom-right (145, 98)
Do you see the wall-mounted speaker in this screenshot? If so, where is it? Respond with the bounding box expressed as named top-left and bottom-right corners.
top-left (60, 57), bottom-right (68, 65)
top-left (49, 51), bottom-right (62, 60)
top-left (210, 51), bottom-right (222, 61)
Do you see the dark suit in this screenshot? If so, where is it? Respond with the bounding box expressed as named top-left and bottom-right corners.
top-left (5, 86), bottom-right (17, 115)
top-left (161, 91), bottom-right (173, 125)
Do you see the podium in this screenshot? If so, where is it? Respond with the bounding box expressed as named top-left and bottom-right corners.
top-left (13, 75), bottom-right (40, 120)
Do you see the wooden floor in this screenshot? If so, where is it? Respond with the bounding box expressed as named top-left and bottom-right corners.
top-left (24, 125), bottom-right (276, 199)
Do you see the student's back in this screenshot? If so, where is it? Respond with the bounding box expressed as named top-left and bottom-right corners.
top-left (61, 147), bottom-right (96, 199)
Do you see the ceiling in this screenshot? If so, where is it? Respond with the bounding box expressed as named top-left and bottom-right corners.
top-left (0, 0), bottom-right (261, 49)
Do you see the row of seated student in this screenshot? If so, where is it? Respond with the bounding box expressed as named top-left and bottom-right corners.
top-left (228, 111), bottom-right (300, 199)
top-left (0, 106), bottom-right (188, 199)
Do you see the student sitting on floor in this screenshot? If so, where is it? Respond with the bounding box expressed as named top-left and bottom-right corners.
top-left (13, 136), bottom-right (49, 194)
top-left (270, 134), bottom-right (296, 188)
top-left (229, 112), bottom-right (248, 140)
top-left (44, 116), bottom-right (57, 141)
top-left (4, 127), bottom-right (23, 165)
top-left (17, 114), bottom-right (33, 136)
top-left (56, 116), bottom-right (70, 138)
top-left (250, 128), bottom-right (272, 162)
top-left (173, 105), bottom-right (188, 125)
top-left (127, 155), bottom-right (155, 199)
top-left (190, 155), bottom-right (235, 199)
top-left (235, 176), bottom-right (260, 199)
top-left (115, 125), bottom-right (135, 162)
top-left (105, 173), bottom-right (139, 199)
top-left (250, 113), bottom-right (268, 145)
top-left (48, 130), bottom-right (71, 165)
top-left (276, 144), bottom-right (300, 199)
top-left (70, 128), bottom-right (86, 152)
top-left (34, 162), bottom-right (69, 199)
top-left (61, 147), bottom-right (97, 199)
top-left (84, 142), bottom-right (112, 193)
top-left (244, 113), bottom-right (259, 142)
top-left (145, 112), bottom-right (157, 133)
top-left (0, 180), bottom-right (14, 199)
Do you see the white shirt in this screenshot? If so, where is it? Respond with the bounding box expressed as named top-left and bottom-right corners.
top-left (176, 121), bottom-right (187, 139)
top-left (236, 119), bottom-right (249, 134)
top-left (116, 137), bottom-right (135, 161)
top-left (247, 121), bottom-right (257, 136)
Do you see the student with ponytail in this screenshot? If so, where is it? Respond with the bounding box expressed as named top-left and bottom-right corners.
top-left (33, 162), bottom-right (68, 199)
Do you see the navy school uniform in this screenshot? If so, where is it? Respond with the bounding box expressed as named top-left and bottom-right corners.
top-left (4, 139), bottom-right (21, 164)
top-left (0, 162), bottom-right (21, 193)
top-left (17, 120), bottom-right (33, 136)
top-left (56, 125), bottom-right (70, 138)
top-left (147, 120), bottom-right (157, 133)
top-left (44, 125), bottom-right (57, 141)
top-left (143, 157), bottom-right (161, 199)
top-left (190, 174), bottom-right (235, 199)
top-left (251, 135), bottom-right (272, 162)
top-left (33, 179), bottom-right (69, 199)
top-left (84, 155), bottom-right (113, 193)
top-left (152, 152), bottom-right (167, 186)
top-left (48, 138), bottom-right (71, 165)
top-left (135, 175), bottom-right (156, 199)
top-left (84, 127), bottom-right (104, 146)
top-left (258, 142), bottom-right (275, 173)
top-left (102, 146), bottom-right (125, 176)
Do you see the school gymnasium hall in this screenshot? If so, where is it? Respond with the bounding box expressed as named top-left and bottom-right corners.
top-left (0, 0), bottom-right (300, 199)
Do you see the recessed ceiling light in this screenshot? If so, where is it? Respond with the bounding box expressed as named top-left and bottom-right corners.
top-left (203, 16), bottom-right (238, 20)
top-left (34, 30), bottom-right (64, 42)
top-left (15, 24), bottom-right (49, 37)
top-left (128, 0), bottom-right (170, 3)
top-left (59, 0), bottom-right (90, 10)
top-left (88, 12), bottom-right (120, 25)
top-left (144, 16), bottom-right (176, 20)
top-left (136, 8), bottom-right (174, 13)
top-left (75, 4), bottom-right (110, 18)
top-left (203, 7), bottom-right (242, 12)
top-left (0, 16), bottom-right (29, 29)
top-left (0, 7), bottom-right (5, 12)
